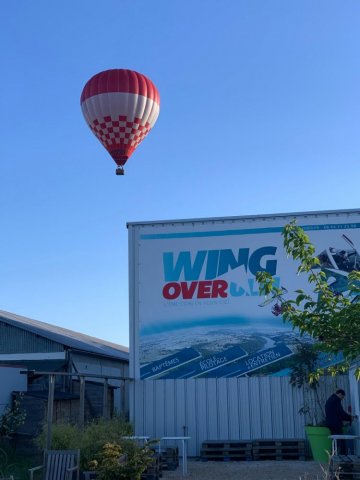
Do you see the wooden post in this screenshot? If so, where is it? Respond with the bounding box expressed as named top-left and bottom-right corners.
top-left (46, 374), bottom-right (55, 450)
top-left (79, 376), bottom-right (85, 430)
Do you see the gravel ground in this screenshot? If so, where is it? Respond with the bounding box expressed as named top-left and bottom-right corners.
top-left (163, 459), bottom-right (327, 480)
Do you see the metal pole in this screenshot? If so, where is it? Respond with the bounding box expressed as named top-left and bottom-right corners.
top-left (120, 379), bottom-right (126, 415)
top-left (103, 379), bottom-right (109, 418)
top-left (46, 374), bottom-right (55, 450)
top-left (79, 376), bottom-right (85, 430)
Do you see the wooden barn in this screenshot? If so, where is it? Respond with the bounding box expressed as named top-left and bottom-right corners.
top-left (0, 309), bottom-right (129, 447)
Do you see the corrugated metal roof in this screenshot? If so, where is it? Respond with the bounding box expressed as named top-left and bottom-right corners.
top-left (0, 310), bottom-right (128, 361)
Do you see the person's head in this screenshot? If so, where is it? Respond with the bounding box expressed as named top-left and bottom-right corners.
top-left (336, 389), bottom-right (346, 399)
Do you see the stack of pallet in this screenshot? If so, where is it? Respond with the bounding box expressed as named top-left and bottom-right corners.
top-left (200, 439), bottom-right (306, 462)
top-left (160, 447), bottom-right (179, 471)
top-left (330, 454), bottom-right (360, 479)
top-left (141, 451), bottom-right (162, 480)
top-left (200, 440), bottom-right (253, 461)
top-left (252, 439), bottom-right (306, 461)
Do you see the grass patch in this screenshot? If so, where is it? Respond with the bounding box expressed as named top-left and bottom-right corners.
top-left (0, 441), bottom-right (40, 480)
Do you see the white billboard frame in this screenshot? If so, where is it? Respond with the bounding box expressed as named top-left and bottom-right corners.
top-left (128, 208), bottom-right (360, 380)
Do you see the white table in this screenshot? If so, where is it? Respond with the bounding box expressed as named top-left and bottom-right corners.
top-left (159, 436), bottom-right (191, 476)
top-left (329, 435), bottom-right (360, 455)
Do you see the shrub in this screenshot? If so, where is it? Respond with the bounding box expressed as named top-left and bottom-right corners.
top-left (0, 441), bottom-right (34, 479)
top-left (36, 422), bottom-right (81, 451)
top-left (36, 416), bottom-right (136, 471)
top-left (81, 416), bottom-right (132, 468)
top-left (89, 442), bottom-right (154, 480)
top-left (0, 448), bottom-right (13, 477)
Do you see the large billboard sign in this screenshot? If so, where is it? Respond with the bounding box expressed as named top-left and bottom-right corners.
top-left (128, 210), bottom-right (360, 379)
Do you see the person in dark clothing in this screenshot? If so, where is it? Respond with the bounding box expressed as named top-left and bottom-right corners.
top-left (325, 389), bottom-right (356, 454)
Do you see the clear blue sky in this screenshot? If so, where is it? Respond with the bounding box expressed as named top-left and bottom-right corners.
top-left (1, 1), bottom-right (359, 347)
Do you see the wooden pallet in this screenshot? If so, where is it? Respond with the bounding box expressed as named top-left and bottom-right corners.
top-left (330, 455), bottom-right (360, 479)
top-left (200, 452), bottom-right (253, 461)
top-left (160, 447), bottom-right (179, 470)
top-left (202, 441), bottom-right (253, 449)
top-left (252, 439), bottom-right (306, 448)
top-left (201, 440), bottom-right (252, 461)
top-left (252, 439), bottom-right (305, 461)
top-left (201, 439), bottom-right (307, 462)
top-left (141, 451), bottom-right (162, 480)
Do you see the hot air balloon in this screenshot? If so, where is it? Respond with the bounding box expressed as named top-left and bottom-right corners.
top-left (80, 69), bottom-right (160, 175)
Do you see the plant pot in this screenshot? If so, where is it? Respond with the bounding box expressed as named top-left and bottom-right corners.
top-left (305, 425), bottom-right (332, 463)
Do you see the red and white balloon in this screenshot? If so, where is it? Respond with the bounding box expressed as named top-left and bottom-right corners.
top-left (81, 69), bottom-right (160, 174)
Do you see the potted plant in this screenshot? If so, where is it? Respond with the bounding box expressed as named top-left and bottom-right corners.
top-left (289, 343), bottom-right (333, 462)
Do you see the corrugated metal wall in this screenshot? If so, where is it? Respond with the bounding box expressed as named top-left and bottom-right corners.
top-left (131, 376), bottom-right (349, 456)
top-left (0, 321), bottom-right (63, 353)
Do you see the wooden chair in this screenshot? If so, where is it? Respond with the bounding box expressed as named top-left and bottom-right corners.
top-left (28, 449), bottom-right (80, 480)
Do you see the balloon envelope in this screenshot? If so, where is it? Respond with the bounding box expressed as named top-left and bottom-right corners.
top-left (80, 69), bottom-right (160, 167)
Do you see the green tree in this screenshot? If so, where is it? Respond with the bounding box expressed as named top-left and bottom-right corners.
top-left (256, 221), bottom-right (360, 380)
